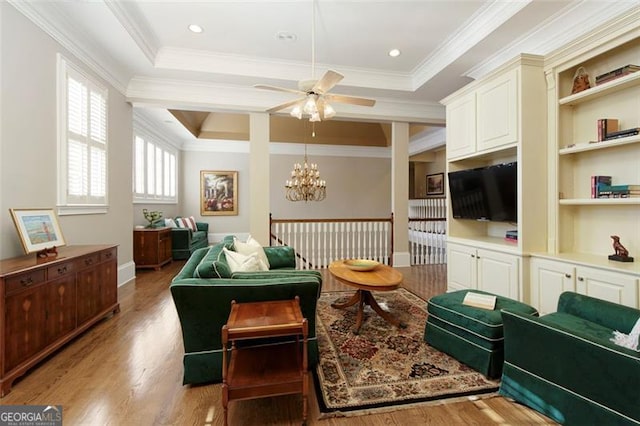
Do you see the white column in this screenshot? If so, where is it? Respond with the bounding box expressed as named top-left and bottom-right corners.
top-left (249, 113), bottom-right (270, 246)
top-left (392, 122), bottom-right (410, 267)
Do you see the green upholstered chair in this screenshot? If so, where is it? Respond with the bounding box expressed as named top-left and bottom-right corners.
top-left (170, 241), bottom-right (322, 385)
top-left (500, 291), bottom-right (640, 425)
top-left (424, 289), bottom-right (538, 379)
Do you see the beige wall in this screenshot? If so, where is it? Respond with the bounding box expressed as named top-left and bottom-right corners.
top-left (270, 154), bottom-right (391, 220)
top-left (1, 4), bottom-right (134, 275)
top-left (177, 150), bottom-right (392, 237)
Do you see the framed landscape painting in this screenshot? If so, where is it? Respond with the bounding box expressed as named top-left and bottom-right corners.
top-left (10, 208), bottom-right (66, 254)
top-left (201, 170), bottom-right (238, 216)
top-left (426, 173), bottom-right (445, 195)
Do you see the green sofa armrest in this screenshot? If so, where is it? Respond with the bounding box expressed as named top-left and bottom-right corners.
top-left (557, 291), bottom-right (640, 333)
top-left (500, 309), bottom-right (640, 424)
top-left (264, 245), bottom-right (296, 269)
top-left (196, 222), bottom-right (208, 232)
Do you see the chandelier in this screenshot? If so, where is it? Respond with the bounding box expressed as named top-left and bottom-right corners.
top-left (285, 141), bottom-right (326, 202)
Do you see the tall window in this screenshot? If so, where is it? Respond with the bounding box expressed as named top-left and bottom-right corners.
top-left (133, 132), bottom-right (177, 203)
top-left (57, 55), bottom-right (108, 213)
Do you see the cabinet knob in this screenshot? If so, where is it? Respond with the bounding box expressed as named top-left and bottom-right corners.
top-left (577, 277), bottom-right (584, 282)
top-left (20, 277), bottom-right (33, 286)
top-left (470, 254), bottom-right (476, 258)
top-left (57, 266), bottom-right (67, 274)
top-left (85, 258), bottom-right (93, 266)
top-left (565, 273), bottom-right (571, 279)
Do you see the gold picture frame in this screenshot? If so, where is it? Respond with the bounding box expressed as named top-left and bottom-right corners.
top-left (200, 170), bottom-right (238, 216)
top-left (9, 208), bottom-right (66, 254)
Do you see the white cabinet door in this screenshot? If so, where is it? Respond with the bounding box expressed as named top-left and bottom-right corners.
top-left (476, 69), bottom-right (518, 151)
top-left (530, 258), bottom-right (575, 314)
top-left (446, 93), bottom-right (476, 159)
top-left (477, 249), bottom-right (519, 300)
top-left (576, 266), bottom-right (638, 308)
top-left (447, 243), bottom-right (477, 291)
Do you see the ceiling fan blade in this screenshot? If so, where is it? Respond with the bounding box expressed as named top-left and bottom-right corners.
top-left (266, 98), bottom-right (303, 113)
top-left (324, 93), bottom-right (376, 107)
top-left (254, 84), bottom-right (306, 96)
top-left (312, 70), bottom-right (344, 94)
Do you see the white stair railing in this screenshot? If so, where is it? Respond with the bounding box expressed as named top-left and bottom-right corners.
top-left (408, 198), bottom-right (447, 265)
top-left (270, 217), bottom-right (393, 269)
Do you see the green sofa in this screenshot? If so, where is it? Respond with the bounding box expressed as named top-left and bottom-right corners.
top-left (170, 239), bottom-right (322, 385)
top-left (500, 292), bottom-right (640, 425)
top-left (152, 217), bottom-right (209, 260)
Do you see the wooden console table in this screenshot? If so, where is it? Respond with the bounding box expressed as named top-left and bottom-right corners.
top-left (221, 297), bottom-right (308, 426)
top-left (133, 227), bottom-right (172, 270)
top-left (0, 245), bottom-right (120, 396)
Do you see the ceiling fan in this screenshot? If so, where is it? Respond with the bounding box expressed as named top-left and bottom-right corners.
top-left (254, 1), bottom-right (376, 122)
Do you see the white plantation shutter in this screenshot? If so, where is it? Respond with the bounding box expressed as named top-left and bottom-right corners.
top-left (132, 127), bottom-right (177, 203)
top-left (134, 136), bottom-right (145, 194)
top-left (58, 56), bottom-right (108, 212)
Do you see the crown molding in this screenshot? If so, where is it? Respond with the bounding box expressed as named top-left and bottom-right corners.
top-left (154, 47), bottom-right (412, 91)
top-left (8, 0), bottom-right (128, 94)
top-left (133, 109), bottom-right (184, 151)
top-left (466, 1), bottom-right (640, 80)
top-left (412, 0), bottom-right (531, 89)
top-left (127, 77), bottom-right (445, 124)
top-left (104, 0), bottom-right (158, 65)
top-left (543, 5), bottom-right (640, 72)
top-left (409, 128), bottom-right (446, 156)
top-left (180, 138), bottom-right (391, 158)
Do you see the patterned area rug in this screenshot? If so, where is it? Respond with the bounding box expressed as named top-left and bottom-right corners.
top-left (315, 288), bottom-right (499, 417)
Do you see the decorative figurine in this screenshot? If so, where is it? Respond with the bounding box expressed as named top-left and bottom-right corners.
top-left (609, 235), bottom-right (634, 262)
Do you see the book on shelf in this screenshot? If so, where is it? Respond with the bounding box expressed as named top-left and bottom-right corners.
top-left (597, 119), bottom-right (619, 142)
top-left (603, 128), bottom-right (640, 141)
top-left (595, 64), bottom-right (640, 85)
top-left (597, 191), bottom-right (638, 198)
top-left (598, 184), bottom-right (640, 191)
top-left (462, 292), bottom-right (497, 310)
top-left (591, 175), bottom-right (612, 198)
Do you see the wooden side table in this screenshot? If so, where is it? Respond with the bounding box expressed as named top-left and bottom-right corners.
top-left (133, 227), bottom-right (172, 270)
top-left (221, 297), bottom-right (308, 426)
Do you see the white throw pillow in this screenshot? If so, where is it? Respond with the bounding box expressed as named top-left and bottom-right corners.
top-left (164, 218), bottom-right (177, 228)
top-left (234, 235), bottom-right (270, 269)
top-left (223, 248), bottom-right (265, 273)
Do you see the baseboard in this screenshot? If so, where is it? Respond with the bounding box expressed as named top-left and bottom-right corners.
top-left (392, 251), bottom-right (411, 267)
top-left (209, 232), bottom-right (249, 244)
top-left (118, 261), bottom-right (136, 287)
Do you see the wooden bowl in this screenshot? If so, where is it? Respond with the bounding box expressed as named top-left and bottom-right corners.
top-left (343, 259), bottom-right (380, 272)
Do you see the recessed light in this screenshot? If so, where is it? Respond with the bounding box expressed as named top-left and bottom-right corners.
top-left (388, 48), bottom-right (401, 58)
top-left (276, 31), bottom-right (297, 42)
top-left (188, 24), bottom-right (203, 34)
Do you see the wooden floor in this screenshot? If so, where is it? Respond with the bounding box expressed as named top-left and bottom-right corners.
top-left (1, 260), bottom-right (555, 425)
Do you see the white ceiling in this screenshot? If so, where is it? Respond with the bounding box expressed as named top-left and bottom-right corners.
top-left (10, 0), bottom-right (640, 146)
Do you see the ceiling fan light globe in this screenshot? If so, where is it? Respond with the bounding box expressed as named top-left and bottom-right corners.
top-left (310, 112), bottom-right (321, 122)
top-left (290, 105), bottom-right (302, 119)
top-left (323, 103), bottom-right (336, 119)
top-left (303, 96), bottom-right (318, 114)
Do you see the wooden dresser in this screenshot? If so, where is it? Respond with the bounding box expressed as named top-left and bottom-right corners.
top-left (0, 245), bottom-right (119, 396)
top-left (133, 227), bottom-right (172, 270)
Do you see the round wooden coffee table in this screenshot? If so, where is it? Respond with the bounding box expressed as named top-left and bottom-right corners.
top-left (328, 260), bottom-right (406, 334)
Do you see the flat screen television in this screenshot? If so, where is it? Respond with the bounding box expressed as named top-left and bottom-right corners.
top-left (448, 162), bottom-right (517, 222)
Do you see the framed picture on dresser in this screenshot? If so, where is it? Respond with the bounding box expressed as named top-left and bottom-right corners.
top-left (9, 208), bottom-right (66, 254)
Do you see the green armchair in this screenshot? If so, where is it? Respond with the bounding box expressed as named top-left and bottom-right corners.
top-left (170, 242), bottom-right (322, 385)
top-left (500, 291), bottom-right (640, 425)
